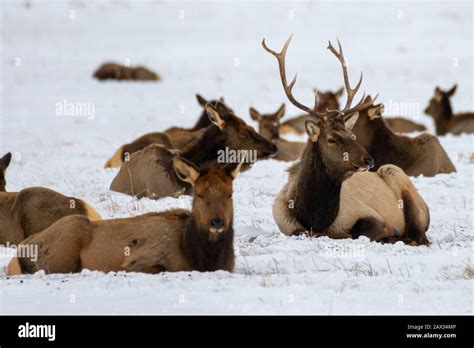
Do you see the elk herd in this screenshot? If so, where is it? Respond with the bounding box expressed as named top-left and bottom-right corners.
top-left (2, 36), bottom-right (473, 277)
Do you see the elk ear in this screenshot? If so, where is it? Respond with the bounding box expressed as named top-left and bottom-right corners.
top-left (205, 103), bottom-right (226, 130)
top-left (335, 87), bottom-right (344, 99)
top-left (196, 94), bottom-right (208, 107)
top-left (367, 104), bottom-right (383, 120)
top-left (275, 104), bottom-right (285, 121)
top-left (446, 84), bottom-right (457, 97)
top-left (0, 152), bottom-right (12, 169)
top-left (173, 156), bottom-right (200, 186)
top-left (344, 112), bottom-right (360, 130)
top-left (305, 120), bottom-right (321, 142)
top-left (226, 156), bottom-right (246, 179)
top-left (249, 107), bottom-right (261, 122)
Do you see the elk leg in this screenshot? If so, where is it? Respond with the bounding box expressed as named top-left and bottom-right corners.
top-left (377, 164), bottom-right (430, 245)
top-left (350, 217), bottom-right (396, 242)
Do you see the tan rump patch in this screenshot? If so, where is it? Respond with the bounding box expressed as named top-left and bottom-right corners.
top-left (6, 257), bottom-right (22, 275)
top-left (104, 146), bottom-right (124, 168)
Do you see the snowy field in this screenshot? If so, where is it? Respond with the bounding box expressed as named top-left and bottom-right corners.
top-left (0, 0), bottom-right (473, 314)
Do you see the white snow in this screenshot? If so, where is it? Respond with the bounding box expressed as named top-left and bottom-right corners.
top-left (0, 0), bottom-right (472, 314)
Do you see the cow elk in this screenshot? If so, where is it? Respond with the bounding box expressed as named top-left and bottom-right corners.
top-left (249, 104), bottom-right (305, 161)
top-left (263, 36), bottom-right (430, 245)
top-left (384, 117), bottom-right (427, 133)
top-left (0, 152), bottom-right (12, 192)
top-left (8, 158), bottom-right (243, 275)
top-left (93, 62), bottom-right (161, 81)
top-left (103, 95), bottom-right (225, 168)
top-left (279, 87), bottom-right (343, 135)
top-left (424, 84), bottom-right (474, 135)
top-left (110, 102), bottom-right (277, 199)
top-left (352, 98), bottom-right (456, 177)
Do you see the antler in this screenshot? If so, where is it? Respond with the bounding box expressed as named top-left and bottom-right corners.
top-left (327, 39), bottom-right (377, 116)
top-left (262, 35), bottom-right (322, 118)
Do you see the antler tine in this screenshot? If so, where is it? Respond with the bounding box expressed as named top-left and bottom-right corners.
top-left (262, 35), bottom-right (320, 117)
top-left (327, 38), bottom-right (369, 115)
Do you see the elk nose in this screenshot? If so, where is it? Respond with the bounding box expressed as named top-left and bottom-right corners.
top-left (364, 157), bottom-right (374, 169)
top-left (210, 219), bottom-right (224, 229)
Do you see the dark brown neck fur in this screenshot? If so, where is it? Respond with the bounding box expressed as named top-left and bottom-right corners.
top-left (182, 216), bottom-right (234, 271)
top-left (291, 143), bottom-right (343, 233)
top-left (433, 98), bottom-right (453, 135)
top-left (181, 125), bottom-right (226, 165)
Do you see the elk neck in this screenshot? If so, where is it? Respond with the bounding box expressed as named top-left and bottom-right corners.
top-left (433, 98), bottom-right (454, 135)
top-left (182, 125), bottom-right (226, 164)
top-left (291, 142), bottom-right (343, 233)
top-left (181, 215), bottom-right (234, 272)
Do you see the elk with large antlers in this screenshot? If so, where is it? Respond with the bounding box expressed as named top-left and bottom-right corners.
top-left (263, 36), bottom-right (430, 244)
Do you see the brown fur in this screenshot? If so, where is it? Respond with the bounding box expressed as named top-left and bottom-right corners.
top-left (424, 85), bottom-right (474, 135)
top-left (0, 187), bottom-right (101, 245)
top-left (93, 62), bottom-right (160, 81)
top-left (279, 88), bottom-right (343, 135)
top-left (273, 116), bottom-right (430, 245)
top-left (352, 100), bottom-right (456, 176)
top-left (249, 104), bottom-right (305, 161)
top-left (104, 132), bottom-right (172, 168)
top-left (110, 102), bottom-right (277, 199)
top-left (10, 161), bottom-right (241, 275)
top-left (385, 117), bottom-right (427, 133)
top-left (0, 152), bottom-right (12, 192)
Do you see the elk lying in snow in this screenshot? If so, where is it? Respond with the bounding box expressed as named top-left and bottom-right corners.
top-left (0, 152), bottom-right (12, 192)
top-left (279, 87), bottom-right (343, 135)
top-left (103, 95), bottom-right (224, 168)
top-left (263, 36), bottom-right (430, 245)
top-left (424, 84), bottom-right (474, 135)
top-left (0, 186), bottom-right (101, 245)
top-left (250, 104), bottom-right (305, 161)
top-left (8, 159), bottom-right (242, 275)
top-left (352, 98), bottom-right (456, 177)
top-left (110, 102), bottom-right (277, 199)
top-left (384, 117), bottom-right (427, 133)
top-left (93, 62), bottom-right (160, 81)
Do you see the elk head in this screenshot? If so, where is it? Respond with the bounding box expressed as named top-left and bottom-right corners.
top-left (262, 36), bottom-right (375, 178)
top-left (249, 104), bottom-right (285, 141)
top-left (0, 152), bottom-right (12, 192)
top-left (205, 101), bottom-right (278, 160)
top-left (193, 94), bottom-right (231, 130)
top-left (424, 84), bottom-right (456, 120)
top-left (314, 87), bottom-right (343, 113)
top-left (173, 157), bottom-right (243, 237)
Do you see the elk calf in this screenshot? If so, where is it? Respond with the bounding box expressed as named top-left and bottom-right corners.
top-left (352, 100), bottom-right (456, 177)
top-left (249, 104), bottom-right (305, 161)
top-left (425, 85), bottom-right (474, 135)
top-left (93, 62), bottom-right (160, 81)
top-left (264, 36), bottom-right (430, 245)
top-left (8, 159), bottom-right (242, 275)
top-left (110, 102), bottom-right (277, 199)
top-left (279, 88), bottom-right (343, 135)
top-left (0, 152), bottom-right (12, 192)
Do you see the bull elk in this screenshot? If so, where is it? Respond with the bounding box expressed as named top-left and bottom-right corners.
top-left (110, 102), bottom-right (277, 199)
top-left (249, 104), bottom-right (305, 161)
top-left (0, 152), bottom-right (12, 192)
top-left (352, 98), bottom-right (456, 177)
top-left (424, 84), bottom-right (474, 135)
top-left (8, 158), bottom-right (243, 275)
top-left (279, 87), bottom-right (343, 135)
top-left (103, 95), bottom-right (224, 168)
top-left (93, 62), bottom-right (160, 81)
top-left (263, 36), bottom-right (430, 245)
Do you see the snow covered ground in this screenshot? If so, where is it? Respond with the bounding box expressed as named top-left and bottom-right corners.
top-left (0, 0), bottom-right (472, 314)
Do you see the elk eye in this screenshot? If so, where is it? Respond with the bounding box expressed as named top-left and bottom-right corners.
top-left (328, 138), bottom-right (337, 145)
top-left (228, 194), bottom-right (233, 198)
top-left (197, 194), bottom-right (204, 199)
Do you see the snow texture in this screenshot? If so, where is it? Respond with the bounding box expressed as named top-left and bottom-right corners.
top-left (0, 0), bottom-right (472, 314)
